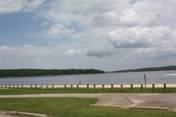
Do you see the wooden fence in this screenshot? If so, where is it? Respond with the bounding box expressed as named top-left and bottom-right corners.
top-left (0, 83), bottom-right (174, 90)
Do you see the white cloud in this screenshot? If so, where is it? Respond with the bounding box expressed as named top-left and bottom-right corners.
top-left (0, 45), bottom-right (61, 68)
top-left (65, 49), bottom-right (83, 56)
top-left (0, 0), bottom-right (45, 14)
top-left (37, 0), bottom-right (176, 59)
top-left (0, 44), bottom-right (51, 57)
top-left (109, 26), bottom-right (176, 49)
top-left (0, 44), bottom-right (118, 70)
top-left (47, 24), bottom-right (74, 37)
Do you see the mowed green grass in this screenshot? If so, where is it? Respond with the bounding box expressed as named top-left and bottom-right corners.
top-left (0, 88), bottom-right (176, 95)
top-left (0, 98), bottom-right (176, 117)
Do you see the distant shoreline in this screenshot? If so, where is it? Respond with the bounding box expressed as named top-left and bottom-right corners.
top-left (112, 65), bottom-right (176, 73)
top-left (1, 66), bottom-right (176, 78)
top-left (0, 69), bottom-right (105, 78)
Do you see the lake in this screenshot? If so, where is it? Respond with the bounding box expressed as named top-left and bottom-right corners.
top-left (0, 70), bottom-right (176, 85)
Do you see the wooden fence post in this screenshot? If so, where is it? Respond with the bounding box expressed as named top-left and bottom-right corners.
top-left (93, 84), bottom-right (96, 90)
top-left (152, 84), bottom-right (155, 91)
top-left (64, 84), bottom-right (67, 89)
top-left (131, 84), bottom-right (133, 91)
top-left (111, 84), bottom-right (114, 91)
top-left (120, 84), bottom-right (123, 89)
top-left (102, 84), bottom-right (104, 90)
top-left (77, 84), bottom-right (79, 89)
top-left (71, 84), bottom-right (73, 89)
top-left (87, 84), bottom-right (89, 89)
top-left (164, 83), bottom-right (166, 91)
top-left (141, 84), bottom-right (143, 91)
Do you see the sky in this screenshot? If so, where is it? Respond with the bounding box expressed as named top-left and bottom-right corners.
top-left (0, 0), bottom-right (176, 71)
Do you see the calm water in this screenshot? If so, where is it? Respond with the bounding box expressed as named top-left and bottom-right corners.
top-left (0, 70), bottom-right (176, 85)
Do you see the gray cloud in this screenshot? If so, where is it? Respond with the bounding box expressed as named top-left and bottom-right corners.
top-left (86, 50), bottom-right (115, 58)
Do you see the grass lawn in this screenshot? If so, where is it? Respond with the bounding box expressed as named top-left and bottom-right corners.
top-left (0, 88), bottom-right (176, 95)
top-left (0, 98), bottom-right (176, 117)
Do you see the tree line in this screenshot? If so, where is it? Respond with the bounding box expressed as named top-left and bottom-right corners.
top-left (0, 69), bottom-right (105, 77)
top-left (114, 65), bottom-right (176, 73)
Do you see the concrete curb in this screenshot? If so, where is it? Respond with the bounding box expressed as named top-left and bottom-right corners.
top-left (0, 111), bottom-right (47, 117)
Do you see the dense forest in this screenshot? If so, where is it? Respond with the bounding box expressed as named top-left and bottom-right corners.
top-left (0, 69), bottom-right (104, 77)
top-left (113, 66), bottom-right (176, 73)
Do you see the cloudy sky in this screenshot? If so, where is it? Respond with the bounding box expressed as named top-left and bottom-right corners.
top-left (0, 0), bottom-right (176, 71)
